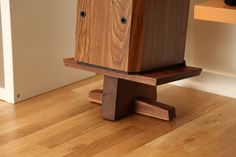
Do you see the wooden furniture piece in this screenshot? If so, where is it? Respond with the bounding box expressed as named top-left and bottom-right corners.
top-left (194, 0), bottom-right (236, 24)
top-left (64, 58), bottom-right (202, 121)
top-left (64, 0), bottom-right (202, 121)
top-left (75, 0), bottom-right (190, 73)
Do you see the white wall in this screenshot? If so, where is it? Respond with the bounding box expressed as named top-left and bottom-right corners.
top-left (8, 0), bottom-right (94, 102)
top-left (0, 12), bottom-right (4, 88)
top-left (174, 0), bottom-right (236, 98)
top-left (2, 0), bottom-right (235, 102)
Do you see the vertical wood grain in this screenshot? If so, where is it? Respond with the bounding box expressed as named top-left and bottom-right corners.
top-left (127, 0), bottom-right (145, 72)
top-left (102, 75), bottom-right (157, 121)
top-left (75, 0), bottom-right (190, 73)
top-left (140, 0), bottom-right (190, 71)
top-left (75, 0), bottom-right (133, 71)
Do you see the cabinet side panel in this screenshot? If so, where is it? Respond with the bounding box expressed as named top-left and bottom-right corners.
top-left (75, 0), bottom-right (132, 72)
top-left (128, 0), bottom-right (146, 72)
top-left (75, 0), bottom-right (107, 66)
top-left (141, 0), bottom-right (190, 71)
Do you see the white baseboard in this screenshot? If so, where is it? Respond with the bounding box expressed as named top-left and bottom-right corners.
top-left (172, 70), bottom-right (236, 99)
top-left (0, 87), bottom-right (5, 100)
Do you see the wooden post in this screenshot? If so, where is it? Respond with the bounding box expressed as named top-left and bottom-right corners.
top-left (102, 75), bottom-right (157, 121)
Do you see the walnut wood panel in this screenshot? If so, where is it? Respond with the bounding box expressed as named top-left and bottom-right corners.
top-left (75, 0), bottom-right (133, 71)
top-left (89, 89), bottom-right (176, 121)
top-left (64, 58), bottom-right (202, 86)
top-left (141, 0), bottom-right (190, 71)
top-left (127, 0), bottom-right (145, 72)
top-left (75, 0), bottom-right (191, 73)
top-left (102, 76), bottom-right (157, 121)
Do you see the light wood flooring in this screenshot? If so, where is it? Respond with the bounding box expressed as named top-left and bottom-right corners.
top-left (0, 75), bottom-right (236, 157)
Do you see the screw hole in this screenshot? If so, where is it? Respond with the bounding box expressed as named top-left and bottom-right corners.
top-left (80, 11), bottom-right (86, 18)
top-left (121, 17), bottom-right (127, 24)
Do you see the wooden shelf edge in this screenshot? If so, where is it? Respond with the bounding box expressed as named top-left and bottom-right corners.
top-left (194, 0), bottom-right (236, 24)
top-left (64, 57), bottom-right (202, 86)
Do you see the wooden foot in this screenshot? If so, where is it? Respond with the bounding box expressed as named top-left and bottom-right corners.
top-left (101, 76), bottom-right (157, 121)
top-left (89, 83), bottom-right (176, 121)
top-left (89, 89), bottom-right (103, 104)
top-left (135, 97), bottom-right (176, 121)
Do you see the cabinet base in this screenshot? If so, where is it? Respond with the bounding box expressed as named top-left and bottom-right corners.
top-left (89, 76), bottom-right (176, 121)
top-left (64, 57), bottom-right (202, 122)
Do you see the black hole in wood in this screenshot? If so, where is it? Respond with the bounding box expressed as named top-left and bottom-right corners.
top-left (121, 17), bottom-right (127, 24)
top-left (80, 11), bottom-right (86, 17)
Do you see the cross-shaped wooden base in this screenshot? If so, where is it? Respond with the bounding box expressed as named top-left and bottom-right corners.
top-left (64, 58), bottom-right (202, 121)
top-left (89, 76), bottom-right (176, 121)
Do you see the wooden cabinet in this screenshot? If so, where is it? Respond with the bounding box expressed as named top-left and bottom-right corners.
top-left (66, 0), bottom-right (202, 121)
top-left (75, 0), bottom-right (190, 73)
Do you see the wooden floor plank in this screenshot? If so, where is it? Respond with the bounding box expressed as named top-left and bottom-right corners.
top-left (125, 104), bottom-right (236, 157)
top-left (0, 75), bottom-right (235, 157)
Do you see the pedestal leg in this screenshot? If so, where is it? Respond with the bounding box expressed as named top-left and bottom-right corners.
top-left (102, 75), bottom-right (157, 121)
top-left (134, 97), bottom-right (176, 121)
top-left (89, 89), bottom-right (176, 121)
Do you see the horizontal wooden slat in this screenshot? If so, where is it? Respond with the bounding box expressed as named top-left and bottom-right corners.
top-left (194, 0), bottom-right (236, 24)
top-left (64, 57), bottom-right (202, 86)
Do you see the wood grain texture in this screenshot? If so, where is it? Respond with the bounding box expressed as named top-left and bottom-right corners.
top-left (194, 0), bottom-right (236, 24)
top-left (75, 0), bottom-right (191, 72)
top-left (89, 89), bottom-right (103, 104)
top-left (89, 90), bottom-right (176, 121)
top-left (135, 97), bottom-right (176, 121)
top-left (75, 0), bottom-right (132, 71)
top-left (127, 0), bottom-right (145, 72)
top-left (102, 76), bottom-right (157, 121)
top-left (1, 75), bottom-right (236, 157)
top-left (141, 0), bottom-right (190, 71)
top-left (64, 58), bottom-right (202, 86)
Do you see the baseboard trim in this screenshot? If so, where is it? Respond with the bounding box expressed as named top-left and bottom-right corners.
top-left (0, 87), bottom-right (5, 100)
top-left (172, 70), bottom-right (236, 99)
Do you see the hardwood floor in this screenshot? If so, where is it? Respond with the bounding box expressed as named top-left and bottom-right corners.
top-left (0, 75), bottom-right (236, 157)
